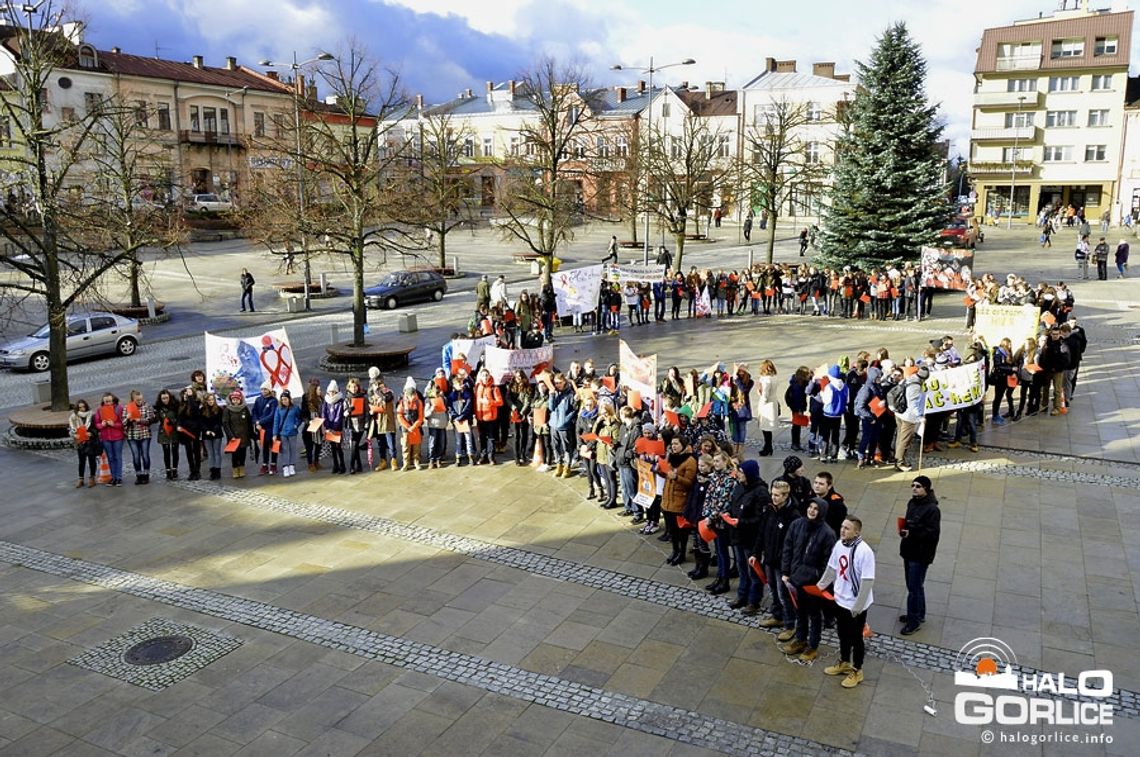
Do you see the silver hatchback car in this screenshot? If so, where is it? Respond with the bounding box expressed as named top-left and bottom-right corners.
top-left (0, 312), bottom-right (142, 372)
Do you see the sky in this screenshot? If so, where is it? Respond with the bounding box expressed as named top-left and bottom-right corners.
top-left (85, 0), bottom-right (1139, 156)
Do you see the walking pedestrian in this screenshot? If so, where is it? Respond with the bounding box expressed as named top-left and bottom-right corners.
top-left (899, 475), bottom-right (940, 635)
top-left (240, 268), bottom-right (255, 312)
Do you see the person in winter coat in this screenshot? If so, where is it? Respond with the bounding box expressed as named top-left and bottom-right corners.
top-left (785, 367), bottom-right (809, 451)
top-left (397, 377), bottom-right (425, 470)
top-left (155, 389), bottom-right (181, 478)
top-left (778, 497), bottom-right (837, 661)
top-left (816, 364), bottom-right (848, 463)
top-left (222, 390), bottom-right (253, 478)
top-left (474, 370), bottom-right (504, 465)
top-left (725, 460), bottom-right (772, 614)
top-left (899, 475), bottom-right (941, 635)
top-left (368, 368), bottom-right (399, 471)
top-left (273, 391), bottom-right (303, 477)
top-left (728, 366), bottom-right (754, 458)
top-left (756, 481), bottom-right (802, 633)
top-left (615, 405), bottom-right (641, 514)
top-left (92, 393), bottom-right (125, 485)
top-left (702, 450), bottom-right (739, 596)
top-left (424, 370), bottom-right (451, 468)
top-left (177, 387), bottom-right (204, 480)
top-left (576, 395), bottom-right (601, 497)
top-left (1038, 327), bottom-right (1071, 415)
top-left (755, 360), bottom-right (779, 456)
top-left (853, 366), bottom-right (884, 468)
top-left (1061, 320), bottom-right (1087, 404)
top-left (989, 338), bottom-right (1017, 425)
top-left (547, 373), bottom-right (578, 477)
top-left (69, 399), bottom-right (100, 488)
top-left (301, 378), bottom-right (323, 472)
top-left (343, 377), bottom-right (369, 474)
top-left (447, 375), bottom-right (477, 465)
top-left (683, 455), bottom-right (714, 578)
top-left (321, 380), bottom-right (347, 474)
top-left (659, 436), bottom-right (696, 563)
top-left (200, 393), bottom-right (225, 480)
top-left (507, 370), bottom-right (534, 466)
top-left (772, 455), bottom-right (813, 516)
top-left (252, 381), bottom-right (278, 475)
top-left (893, 365), bottom-right (926, 472)
top-left (123, 389), bottom-right (156, 485)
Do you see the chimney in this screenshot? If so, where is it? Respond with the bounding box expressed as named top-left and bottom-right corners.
top-left (705, 81), bottom-right (724, 99)
top-left (111, 46), bottom-right (120, 54)
top-left (465, 87), bottom-right (473, 98)
top-left (764, 57), bottom-right (776, 72)
top-left (306, 83), bottom-right (317, 102)
top-left (812, 62), bottom-right (835, 79)
top-left (225, 56), bottom-right (237, 71)
top-left (192, 55), bottom-right (204, 69)
top-left (834, 74), bottom-right (851, 82)
top-left (266, 71), bottom-right (279, 81)
top-left (509, 79), bottom-right (517, 96)
top-left (680, 81), bottom-right (688, 90)
top-left (637, 79), bottom-right (646, 93)
top-left (775, 59), bottom-right (797, 73)
top-left (615, 86), bottom-right (626, 103)
top-left (416, 93), bottom-right (424, 110)
top-left (296, 73), bottom-right (305, 97)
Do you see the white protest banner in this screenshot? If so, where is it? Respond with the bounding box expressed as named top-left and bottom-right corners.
top-left (973, 303), bottom-right (1039, 350)
top-left (483, 345), bottom-right (555, 383)
top-left (695, 287), bottom-right (712, 318)
top-left (607, 263), bottom-right (666, 284)
top-left (451, 335), bottom-right (496, 368)
top-left (922, 362), bottom-right (986, 414)
top-left (619, 339), bottom-right (657, 399)
top-left (205, 328), bottom-right (303, 401)
top-left (551, 265), bottom-right (604, 316)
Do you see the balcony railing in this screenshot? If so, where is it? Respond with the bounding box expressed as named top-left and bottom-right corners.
top-left (971, 126), bottom-right (1039, 143)
top-left (974, 91), bottom-right (1043, 109)
top-left (968, 160), bottom-right (1035, 176)
top-left (995, 55), bottom-right (1041, 71)
top-left (178, 130), bottom-right (243, 147)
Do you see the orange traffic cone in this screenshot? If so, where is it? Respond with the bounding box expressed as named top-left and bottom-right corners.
top-left (530, 436), bottom-right (545, 468)
top-left (98, 453), bottom-right (112, 484)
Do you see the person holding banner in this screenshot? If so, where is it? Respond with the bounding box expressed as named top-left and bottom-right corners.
top-left (222, 390), bottom-right (253, 479)
top-left (69, 399), bottom-right (100, 488)
top-left (320, 381), bottom-right (347, 475)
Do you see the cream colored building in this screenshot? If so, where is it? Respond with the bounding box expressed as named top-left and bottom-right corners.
top-left (970, 4), bottom-right (1133, 223)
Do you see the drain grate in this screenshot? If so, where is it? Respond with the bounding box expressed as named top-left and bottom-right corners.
top-left (123, 634), bottom-right (194, 666)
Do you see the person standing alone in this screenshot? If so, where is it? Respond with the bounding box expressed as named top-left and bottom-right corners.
top-left (240, 268), bottom-right (256, 312)
top-left (899, 476), bottom-right (940, 635)
top-left (819, 516), bottom-right (875, 688)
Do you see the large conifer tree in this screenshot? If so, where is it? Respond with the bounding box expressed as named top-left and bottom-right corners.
top-left (820, 23), bottom-right (947, 268)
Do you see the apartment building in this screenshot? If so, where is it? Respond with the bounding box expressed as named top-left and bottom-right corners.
top-left (970, 4), bottom-right (1133, 223)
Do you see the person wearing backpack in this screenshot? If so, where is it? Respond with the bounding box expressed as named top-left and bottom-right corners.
top-left (890, 364), bottom-right (926, 472)
top-left (1074, 236), bottom-right (1090, 280)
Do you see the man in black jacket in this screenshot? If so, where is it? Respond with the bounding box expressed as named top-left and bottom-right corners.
top-left (1039, 327), bottom-right (1072, 416)
top-left (1060, 320), bottom-right (1087, 403)
top-left (725, 460), bottom-right (771, 614)
top-left (900, 475), bottom-right (941, 635)
top-left (779, 497), bottom-right (837, 661)
top-left (773, 455), bottom-right (813, 515)
top-left (757, 481), bottom-right (801, 629)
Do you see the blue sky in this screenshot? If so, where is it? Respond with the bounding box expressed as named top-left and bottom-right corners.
top-left (87, 0), bottom-right (1137, 155)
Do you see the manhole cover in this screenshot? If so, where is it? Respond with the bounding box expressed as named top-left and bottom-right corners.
top-left (122, 635), bottom-right (194, 666)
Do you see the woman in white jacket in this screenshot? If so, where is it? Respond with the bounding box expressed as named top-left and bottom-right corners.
top-left (755, 360), bottom-right (780, 456)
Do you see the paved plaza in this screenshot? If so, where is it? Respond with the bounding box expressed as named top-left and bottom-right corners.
top-left (0, 222), bottom-right (1138, 755)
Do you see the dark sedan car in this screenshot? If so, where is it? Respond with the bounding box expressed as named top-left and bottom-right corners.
top-left (364, 270), bottom-right (448, 310)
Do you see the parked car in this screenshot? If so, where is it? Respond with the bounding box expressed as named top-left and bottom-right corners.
top-left (187, 193), bottom-right (233, 213)
top-left (939, 216), bottom-right (981, 248)
top-left (0, 312), bottom-right (142, 372)
top-left (364, 270), bottom-right (448, 310)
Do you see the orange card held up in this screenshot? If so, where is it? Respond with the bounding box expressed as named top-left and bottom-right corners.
top-left (1040, 311), bottom-right (1056, 326)
top-left (869, 397), bottom-right (886, 417)
top-left (271, 440), bottom-right (281, 454)
top-left (1025, 363), bottom-right (1041, 374)
top-left (580, 432), bottom-right (598, 442)
top-left (601, 376), bottom-right (616, 393)
top-left (307, 418), bottom-right (324, 433)
top-left (126, 402), bottom-right (141, 421)
top-left (75, 425), bottom-right (89, 443)
top-left (859, 294), bottom-right (871, 304)
top-left (695, 402), bottom-right (712, 418)
top-left (654, 458), bottom-right (672, 475)
top-left (324, 431), bottom-right (342, 443)
top-left (433, 397), bottom-right (446, 413)
top-left (224, 438), bottom-right (241, 453)
top-left (791, 412), bottom-right (810, 427)
top-left (663, 410), bottom-right (680, 427)
top-left (352, 397), bottom-right (365, 416)
top-left (99, 405), bottom-right (116, 424)
top-left (628, 390), bottom-right (642, 410)
top-left (802, 584), bottom-right (835, 601)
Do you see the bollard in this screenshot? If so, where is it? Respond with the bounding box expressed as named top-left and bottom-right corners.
top-left (451, 255), bottom-right (459, 275)
top-left (145, 296), bottom-right (157, 319)
top-left (319, 272), bottom-right (328, 294)
top-left (748, 248), bottom-right (754, 270)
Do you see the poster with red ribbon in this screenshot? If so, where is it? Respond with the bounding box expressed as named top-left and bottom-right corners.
top-left (204, 328), bottom-right (304, 403)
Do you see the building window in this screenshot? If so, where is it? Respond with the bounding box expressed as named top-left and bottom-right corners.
top-left (38, 87), bottom-right (49, 112)
top-left (1086, 188), bottom-right (1102, 206)
top-left (83, 92), bottom-right (101, 116)
top-left (157, 103), bottom-right (171, 131)
top-left (202, 107), bottom-right (217, 134)
top-left (1045, 110), bottom-right (1076, 127)
top-left (1085, 145), bottom-right (1106, 162)
top-left (189, 106), bottom-right (200, 132)
top-left (78, 45), bottom-right (97, 69)
top-left (1048, 76), bottom-right (1079, 92)
top-left (717, 134), bottom-right (730, 158)
top-left (509, 136), bottom-right (520, 156)
top-left (670, 136), bottom-right (681, 160)
top-left (1094, 36), bottom-right (1118, 56)
top-left (133, 100), bottom-right (148, 128)
top-left (525, 139), bottom-right (535, 157)
top-left (219, 108), bottom-right (229, 135)
top-left (271, 113), bottom-right (286, 139)
top-left (1042, 145), bottom-right (1072, 162)
top-left (253, 112), bottom-right (265, 138)
top-left (661, 101), bottom-right (670, 119)
top-left (0, 117), bottom-right (10, 147)
top-left (616, 135), bottom-right (629, 157)
top-left (1006, 78), bottom-right (1037, 92)
top-left (805, 141), bottom-right (821, 164)
top-left (597, 136), bottom-right (610, 159)
top-left (566, 106), bottom-right (579, 125)
top-left (1087, 109), bottom-right (1109, 127)
top-left (481, 137), bottom-right (492, 157)
top-left (1001, 146), bottom-right (1029, 162)
top-left (1050, 38), bottom-right (1084, 59)
top-left (574, 140), bottom-right (586, 159)
top-left (805, 101), bottom-right (821, 121)
top-left (462, 137), bottom-right (473, 158)
top-left (1091, 74), bottom-right (1113, 91)
top-left (1005, 111), bottom-right (1035, 127)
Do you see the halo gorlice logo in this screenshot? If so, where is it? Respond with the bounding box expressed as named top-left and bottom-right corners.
top-left (953, 637), bottom-right (1114, 727)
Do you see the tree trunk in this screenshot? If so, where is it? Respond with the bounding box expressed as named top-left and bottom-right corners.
top-left (673, 230), bottom-right (687, 273)
top-left (352, 243), bottom-right (366, 347)
top-left (47, 298), bottom-right (69, 411)
top-left (129, 256), bottom-right (142, 308)
top-left (629, 212), bottom-right (638, 244)
top-left (766, 211), bottom-right (778, 264)
top-left (437, 229), bottom-right (447, 271)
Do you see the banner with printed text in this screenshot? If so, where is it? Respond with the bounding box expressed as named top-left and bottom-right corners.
top-left (973, 303), bottom-right (1040, 351)
top-left (483, 345), bottom-right (555, 383)
top-left (205, 328), bottom-right (303, 402)
top-left (618, 339), bottom-right (657, 400)
top-left (633, 459), bottom-right (657, 508)
top-left (606, 263), bottom-right (666, 284)
top-left (551, 265), bottom-right (604, 316)
top-left (922, 361), bottom-right (986, 414)
top-left (450, 335), bottom-right (497, 370)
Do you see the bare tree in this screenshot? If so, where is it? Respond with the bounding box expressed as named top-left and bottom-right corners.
top-left (740, 98), bottom-right (830, 263)
top-left (609, 120), bottom-right (648, 245)
top-left (494, 57), bottom-right (596, 286)
top-left (640, 115), bottom-right (732, 272)
top-left (410, 110), bottom-right (477, 270)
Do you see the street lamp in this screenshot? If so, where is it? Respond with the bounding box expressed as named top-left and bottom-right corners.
top-left (259, 50), bottom-right (336, 310)
top-left (1007, 94), bottom-right (1026, 230)
top-left (611, 56), bottom-right (696, 265)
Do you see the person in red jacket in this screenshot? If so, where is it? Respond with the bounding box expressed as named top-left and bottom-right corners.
top-left (474, 369), bottom-right (503, 465)
top-left (396, 377), bottom-right (425, 471)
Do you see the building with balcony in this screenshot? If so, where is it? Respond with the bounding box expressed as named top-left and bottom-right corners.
top-left (970, 3), bottom-right (1132, 223)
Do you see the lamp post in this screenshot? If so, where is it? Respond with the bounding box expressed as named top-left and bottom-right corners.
top-left (611, 57), bottom-right (695, 265)
top-left (259, 50), bottom-right (335, 310)
top-left (1007, 94), bottom-right (1026, 230)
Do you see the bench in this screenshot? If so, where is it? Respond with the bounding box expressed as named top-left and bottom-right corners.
top-left (512, 251), bottom-right (543, 264)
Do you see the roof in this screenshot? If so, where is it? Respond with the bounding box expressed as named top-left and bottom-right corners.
top-left (73, 50), bottom-right (293, 93)
top-left (974, 9), bottom-right (1132, 74)
top-left (741, 70), bottom-right (853, 91)
top-left (421, 82), bottom-right (662, 119)
top-left (675, 88), bottom-right (738, 118)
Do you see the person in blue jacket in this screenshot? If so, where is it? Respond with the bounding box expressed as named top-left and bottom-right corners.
top-left (273, 390), bottom-right (303, 478)
top-left (252, 380), bottom-right (278, 475)
top-left (816, 365), bottom-right (848, 463)
top-left (320, 380), bottom-right (346, 474)
top-left (447, 375), bottom-right (477, 465)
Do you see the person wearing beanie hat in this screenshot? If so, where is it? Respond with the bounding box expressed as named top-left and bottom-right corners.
top-left (252, 379), bottom-right (279, 475)
top-left (892, 361), bottom-right (926, 472)
top-left (772, 455), bottom-right (812, 516)
top-left (368, 366), bottom-right (381, 381)
top-left (474, 369), bottom-right (504, 466)
top-left (778, 496), bottom-right (836, 661)
top-left (899, 476), bottom-right (940, 635)
top-left (366, 370), bottom-right (398, 472)
top-left (222, 388), bottom-right (253, 479)
top-left (724, 459), bottom-right (771, 615)
top-left (344, 378), bottom-right (369, 474)
top-left (321, 379), bottom-right (346, 474)
top-left (423, 372), bottom-right (451, 468)
top-left (396, 377), bottom-right (425, 470)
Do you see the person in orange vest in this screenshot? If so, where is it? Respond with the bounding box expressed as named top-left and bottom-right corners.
top-left (474, 369), bottom-right (503, 465)
top-left (396, 377), bottom-right (425, 471)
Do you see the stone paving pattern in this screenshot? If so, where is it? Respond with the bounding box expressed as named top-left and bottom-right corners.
top-left (0, 223), bottom-right (1138, 755)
